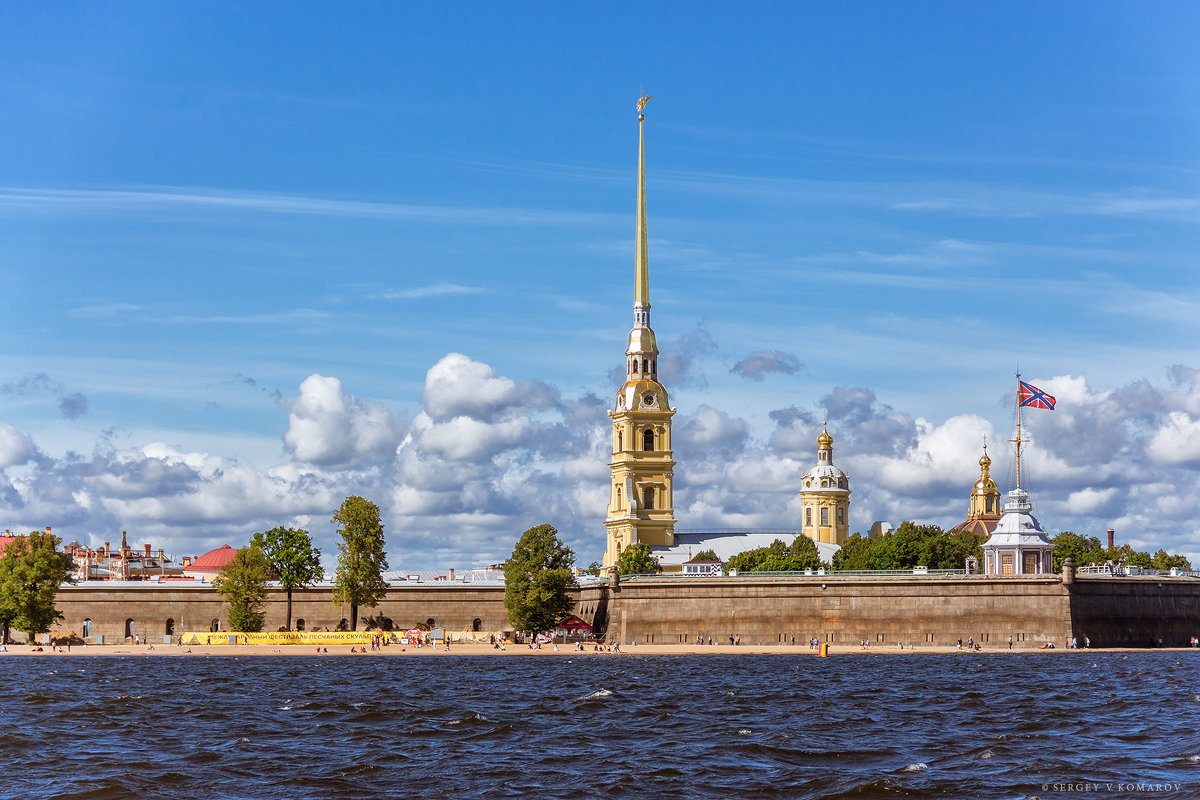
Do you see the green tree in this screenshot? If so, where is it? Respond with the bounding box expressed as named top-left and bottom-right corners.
top-left (726, 536), bottom-right (823, 572)
top-left (584, 561), bottom-right (603, 576)
top-left (693, 549), bottom-right (719, 562)
top-left (212, 544), bottom-right (272, 632)
top-left (1051, 532), bottom-right (1105, 572)
top-left (832, 532), bottom-right (876, 570)
top-left (1127, 550), bottom-right (1153, 569)
top-left (331, 496), bottom-right (389, 631)
top-left (0, 530), bottom-right (74, 642)
top-left (617, 542), bottom-right (663, 575)
top-left (251, 526), bottom-right (323, 630)
top-left (503, 524), bottom-right (576, 634)
top-left (1150, 548), bottom-right (1192, 571)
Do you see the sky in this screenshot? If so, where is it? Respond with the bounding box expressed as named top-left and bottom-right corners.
top-left (2, 3), bottom-right (1200, 569)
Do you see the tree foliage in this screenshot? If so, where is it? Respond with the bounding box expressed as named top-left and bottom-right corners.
top-left (831, 523), bottom-right (984, 570)
top-left (0, 530), bottom-right (74, 642)
top-left (503, 524), bottom-right (576, 634)
top-left (332, 496), bottom-right (389, 631)
top-left (617, 542), bottom-right (663, 575)
top-left (726, 536), bottom-right (823, 573)
top-left (251, 526), bottom-right (323, 630)
top-left (212, 543), bottom-right (271, 633)
top-left (693, 549), bottom-right (719, 562)
top-left (584, 561), bottom-right (603, 577)
top-left (1049, 532), bottom-right (1191, 572)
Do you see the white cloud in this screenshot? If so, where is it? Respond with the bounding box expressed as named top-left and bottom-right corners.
top-left (0, 423), bottom-right (36, 469)
top-left (282, 374), bottom-right (404, 468)
top-left (421, 353), bottom-right (558, 422)
top-left (1147, 412), bottom-right (1200, 466)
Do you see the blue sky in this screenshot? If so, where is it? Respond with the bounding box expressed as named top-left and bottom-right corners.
top-left (3, 3), bottom-right (1200, 567)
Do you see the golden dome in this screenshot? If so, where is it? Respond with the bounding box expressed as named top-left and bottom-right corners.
top-left (817, 422), bottom-right (833, 448)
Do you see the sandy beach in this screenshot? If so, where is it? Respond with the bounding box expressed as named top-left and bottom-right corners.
top-left (2, 642), bottom-right (1186, 657)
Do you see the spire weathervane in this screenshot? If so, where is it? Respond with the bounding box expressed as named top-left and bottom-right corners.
top-left (634, 92), bottom-right (651, 311)
top-left (637, 94), bottom-right (652, 114)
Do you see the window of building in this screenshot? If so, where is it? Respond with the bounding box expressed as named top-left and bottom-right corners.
top-left (1001, 553), bottom-right (1014, 575)
top-left (616, 486), bottom-right (622, 508)
top-left (643, 486), bottom-right (654, 510)
top-left (633, 360), bottom-right (639, 373)
top-left (985, 497), bottom-right (993, 513)
top-left (837, 507), bottom-right (844, 525)
top-left (642, 359), bottom-right (649, 373)
top-left (805, 508), bottom-right (812, 526)
top-left (426, 618), bottom-right (436, 628)
top-left (1023, 552), bottom-right (1038, 574)
top-left (838, 478), bottom-right (847, 489)
top-left (82, 619), bottom-right (92, 639)
top-left (643, 429), bottom-right (654, 451)
top-left (617, 431), bottom-right (623, 451)
top-left (821, 478), bottom-right (829, 488)
top-left (821, 507), bottom-right (829, 526)
top-left (296, 618), bottom-right (305, 631)
top-left (473, 618), bottom-right (482, 632)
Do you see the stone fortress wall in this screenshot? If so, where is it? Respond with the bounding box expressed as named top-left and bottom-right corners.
top-left (47, 573), bottom-right (1200, 648)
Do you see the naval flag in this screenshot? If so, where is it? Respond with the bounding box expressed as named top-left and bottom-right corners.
top-left (1018, 381), bottom-right (1056, 410)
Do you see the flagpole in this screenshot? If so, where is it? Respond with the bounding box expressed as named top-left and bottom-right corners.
top-left (1013, 371), bottom-right (1022, 489)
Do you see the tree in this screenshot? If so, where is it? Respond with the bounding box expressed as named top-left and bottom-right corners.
top-left (331, 496), bottom-right (389, 631)
top-left (251, 526), bottom-right (323, 630)
top-left (1051, 532), bottom-right (1105, 572)
top-left (584, 561), bottom-right (603, 576)
top-left (832, 532), bottom-right (875, 570)
top-left (726, 537), bottom-right (823, 573)
top-left (503, 524), bottom-right (576, 634)
top-left (693, 549), bottom-right (719, 562)
top-left (0, 530), bottom-right (73, 642)
top-left (213, 544), bottom-right (271, 632)
top-left (617, 542), bottom-right (663, 575)
top-left (1150, 548), bottom-right (1192, 571)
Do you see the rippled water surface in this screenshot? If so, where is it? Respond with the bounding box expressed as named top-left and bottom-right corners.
top-left (2, 653), bottom-right (1198, 799)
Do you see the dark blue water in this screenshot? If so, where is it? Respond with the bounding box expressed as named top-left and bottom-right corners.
top-left (1, 653), bottom-right (1197, 799)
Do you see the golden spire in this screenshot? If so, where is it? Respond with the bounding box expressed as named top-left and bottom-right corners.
top-left (634, 94), bottom-right (651, 308)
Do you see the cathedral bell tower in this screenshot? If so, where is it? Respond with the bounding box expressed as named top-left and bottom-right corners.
top-left (603, 96), bottom-right (677, 569)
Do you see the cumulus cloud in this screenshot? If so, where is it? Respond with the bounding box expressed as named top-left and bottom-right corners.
top-left (0, 423), bottom-right (37, 469)
top-left (281, 374), bottom-right (405, 468)
top-left (422, 353), bottom-right (559, 422)
top-left (1147, 411), bottom-right (1200, 466)
top-left (731, 350), bottom-right (804, 382)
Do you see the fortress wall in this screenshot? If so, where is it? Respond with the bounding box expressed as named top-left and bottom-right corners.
top-left (603, 576), bottom-right (1073, 648)
top-left (1068, 576), bottom-right (1200, 647)
top-left (49, 583), bottom-right (512, 642)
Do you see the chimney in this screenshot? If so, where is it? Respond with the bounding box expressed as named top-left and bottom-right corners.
top-left (46, 526), bottom-right (52, 536)
top-left (158, 549), bottom-right (165, 562)
top-left (1107, 529), bottom-right (1115, 550)
top-left (145, 543), bottom-right (152, 556)
top-left (448, 568), bottom-right (455, 581)
top-left (104, 542), bottom-right (111, 558)
top-left (182, 555), bottom-right (192, 568)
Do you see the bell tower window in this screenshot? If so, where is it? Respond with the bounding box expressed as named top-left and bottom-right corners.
top-left (821, 507), bottom-right (829, 526)
top-left (805, 508), bottom-right (812, 526)
top-left (643, 429), bottom-right (654, 451)
top-left (642, 486), bottom-right (654, 510)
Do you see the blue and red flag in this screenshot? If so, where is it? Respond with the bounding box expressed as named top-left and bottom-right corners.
top-left (1018, 381), bottom-right (1056, 410)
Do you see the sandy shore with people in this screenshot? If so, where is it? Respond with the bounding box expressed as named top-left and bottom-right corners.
top-left (2, 642), bottom-right (1188, 657)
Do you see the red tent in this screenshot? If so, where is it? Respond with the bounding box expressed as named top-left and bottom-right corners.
top-left (555, 615), bottom-right (592, 634)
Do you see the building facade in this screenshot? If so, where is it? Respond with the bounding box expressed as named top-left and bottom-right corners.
top-left (603, 99), bottom-right (677, 569)
top-left (798, 424), bottom-right (851, 546)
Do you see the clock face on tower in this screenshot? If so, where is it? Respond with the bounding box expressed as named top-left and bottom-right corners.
top-left (642, 392), bottom-right (655, 407)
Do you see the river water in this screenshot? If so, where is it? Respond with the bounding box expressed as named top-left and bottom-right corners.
top-left (1, 652), bottom-right (1197, 799)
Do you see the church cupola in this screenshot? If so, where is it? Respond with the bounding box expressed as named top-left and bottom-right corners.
top-left (799, 423), bottom-right (851, 546)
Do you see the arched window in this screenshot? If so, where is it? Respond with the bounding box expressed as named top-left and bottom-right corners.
top-left (642, 359), bottom-right (649, 373)
top-left (839, 478), bottom-right (847, 489)
top-left (296, 618), bottom-right (305, 631)
top-left (643, 429), bottom-right (654, 451)
top-left (805, 508), bottom-right (812, 526)
top-left (642, 486), bottom-right (654, 510)
top-left (125, 619), bottom-right (135, 639)
top-left (473, 618), bottom-right (482, 632)
top-left (82, 619), bottom-right (92, 639)
top-left (338, 618), bottom-right (349, 631)
top-left (837, 507), bottom-right (844, 525)
top-left (616, 485), bottom-right (622, 508)
top-left (821, 478), bottom-right (829, 488)
top-left (617, 431), bottom-right (623, 451)
top-left (821, 507), bottom-right (829, 526)
top-left (211, 618), bottom-right (221, 632)
top-left (985, 496), bottom-right (993, 513)
top-left (633, 360), bottom-right (639, 373)
top-left (426, 618), bottom-right (436, 628)
top-left (165, 618), bottom-right (175, 635)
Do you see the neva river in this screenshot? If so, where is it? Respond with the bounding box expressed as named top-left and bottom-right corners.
top-left (3, 652), bottom-right (1197, 799)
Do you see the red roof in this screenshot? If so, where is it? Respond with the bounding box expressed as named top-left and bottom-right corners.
top-left (0, 535), bottom-right (19, 554)
top-left (186, 544), bottom-right (239, 573)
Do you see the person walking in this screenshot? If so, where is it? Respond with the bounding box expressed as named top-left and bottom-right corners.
top-left (1008, 635), bottom-right (1013, 650)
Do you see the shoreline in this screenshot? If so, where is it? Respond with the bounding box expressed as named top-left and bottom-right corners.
top-left (3, 642), bottom-right (1196, 657)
